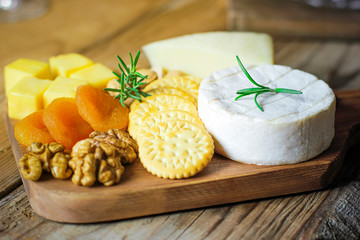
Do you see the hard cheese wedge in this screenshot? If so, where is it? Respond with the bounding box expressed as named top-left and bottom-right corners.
top-left (198, 64), bottom-right (336, 165)
top-left (4, 58), bottom-right (51, 96)
top-left (142, 31), bottom-right (273, 78)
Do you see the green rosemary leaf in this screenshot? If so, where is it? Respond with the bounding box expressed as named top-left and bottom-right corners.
top-left (137, 78), bottom-right (147, 84)
top-left (129, 52), bottom-right (134, 71)
top-left (117, 55), bottom-right (130, 74)
top-left (274, 88), bottom-right (302, 94)
top-left (135, 72), bottom-right (147, 78)
top-left (128, 93), bottom-right (141, 100)
top-left (133, 50), bottom-right (140, 67)
top-left (103, 88), bottom-right (122, 93)
top-left (236, 87), bottom-right (271, 94)
top-left (235, 89), bottom-right (272, 101)
top-left (236, 56), bottom-right (264, 88)
top-left (254, 92), bottom-right (264, 112)
top-left (120, 95), bottom-right (125, 107)
top-left (235, 56), bottom-right (302, 112)
top-left (140, 91), bottom-right (151, 97)
top-left (105, 51), bottom-right (152, 106)
top-left (134, 90), bottom-right (141, 99)
top-left (117, 63), bottom-right (126, 76)
top-left (128, 87), bottom-right (138, 92)
top-left (120, 74), bottom-right (125, 92)
top-left (113, 71), bottom-right (121, 79)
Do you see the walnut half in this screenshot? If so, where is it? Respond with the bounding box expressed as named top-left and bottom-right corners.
top-left (69, 129), bottom-right (138, 187)
top-left (19, 154), bottom-right (42, 181)
top-left (19, 142), bottom-right (72, 181)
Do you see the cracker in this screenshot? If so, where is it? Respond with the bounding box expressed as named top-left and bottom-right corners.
top-left (128, 94), bottom-right (197, 139)
top-left (138, 120), bottom-right (214, 179)
top-left (135, 110), bottom-right (204, 142)
top-left (130, 87), bottom-right (196, 111)
top-left (143, 76), bottom-right (200, 100)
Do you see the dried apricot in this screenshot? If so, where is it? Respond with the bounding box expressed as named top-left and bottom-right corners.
top-left (43, 97), bottom-right (93, 149)
top-left (14, 110), bottom-right (55, 146)
top-left (76, 85), bottom-right (129, 132)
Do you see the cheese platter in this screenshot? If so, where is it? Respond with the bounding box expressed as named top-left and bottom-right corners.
top-left (4, 32), bottom-right (360, 223)
top-left (6, 89), bottom-right (360, 223)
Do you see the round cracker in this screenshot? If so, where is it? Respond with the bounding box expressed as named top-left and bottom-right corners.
top-left (138, 120), bottom-right (214, 179)
top-left (128, 94), bottom-right (197, 140)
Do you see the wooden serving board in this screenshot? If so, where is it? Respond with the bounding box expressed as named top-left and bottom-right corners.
top-left (6, 90), bottom-right (360, 223)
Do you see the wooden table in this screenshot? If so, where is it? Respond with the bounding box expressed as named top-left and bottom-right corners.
top-left (1, 0), bottom-right (359, 239)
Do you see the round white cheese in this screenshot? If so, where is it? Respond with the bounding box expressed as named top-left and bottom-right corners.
top-left (198, 64), bottom-right (336, 165)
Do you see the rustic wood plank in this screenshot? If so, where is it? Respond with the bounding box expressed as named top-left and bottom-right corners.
top-left (0, 148), bottom-right (359, 239)
top-left (0, 95), bottom-right (21, 199)
top-left (294, 147), bottom-right (360, 240)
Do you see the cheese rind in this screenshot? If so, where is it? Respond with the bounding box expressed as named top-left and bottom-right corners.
top-left (198, 64), bottom-right (335, 165)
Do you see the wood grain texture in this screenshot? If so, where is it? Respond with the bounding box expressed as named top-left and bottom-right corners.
top-left (4, 90), bottom-right (360, 223)
top-left (0, 95), bottom-right (22, 199)
top-left (1, 0), bottom-right (360, 239)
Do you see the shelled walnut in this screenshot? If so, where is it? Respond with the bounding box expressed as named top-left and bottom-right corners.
top-left (69, 129), bottom-right (138, 187)
top-left (18, 154), bottom-right (42, 181)
top-left (90, 129), bottom-right (138, 164)
top-left (19, 142), bottom-right (72, 181)
top-left (69, 140), bottom-right (97, 187)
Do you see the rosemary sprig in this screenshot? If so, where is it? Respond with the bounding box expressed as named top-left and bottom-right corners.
top-left (104, 50), bottom-right (151, 107)
top-left (235, 56), bottom-right (302, 112)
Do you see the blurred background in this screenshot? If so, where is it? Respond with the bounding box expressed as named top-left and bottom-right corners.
top-left (0, 0), bottom-right (359, 95)
top-left (229, 0), bottom-right (360, 39)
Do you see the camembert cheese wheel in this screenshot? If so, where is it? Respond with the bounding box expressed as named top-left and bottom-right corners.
top-left (198, 64), bottom-right (336, 165)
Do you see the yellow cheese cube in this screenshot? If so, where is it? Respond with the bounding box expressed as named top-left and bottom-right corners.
top-left (49, 53), bottom-right (93, 78)
top-left (8, 76), bottom-right (52, 120)
top-left (70, 63), bottom-right (115, 89)
top-left (4, 58), bottom-right (51, 96)
top-left (43, 76), bottom-right (88, 107)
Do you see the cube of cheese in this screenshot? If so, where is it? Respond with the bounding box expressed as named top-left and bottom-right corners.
top-left (4, 58), bottom-right (51, 96)
top-left (70, 63), bottom-right (115, 89)
top-left (43, 76), bottom-right (88, 107)
top-left (8, 76), bottom-right (52, 120)
top-left (49, 53), bottom-right (93, 78)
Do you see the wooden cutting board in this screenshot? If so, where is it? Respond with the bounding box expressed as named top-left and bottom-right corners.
top-left (6, 90), bottom-right (360, 223)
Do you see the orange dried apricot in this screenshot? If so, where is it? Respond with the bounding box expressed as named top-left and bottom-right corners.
top-left (43, 97), bottom-right (93, 149)
top-left (76, 85), bottom-right (129, 132)
top-left (14, 110), bottom-right (55, 146)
